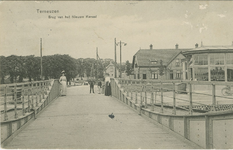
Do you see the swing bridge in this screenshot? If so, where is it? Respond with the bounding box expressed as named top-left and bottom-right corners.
top-left (1, 78), bottom-right (232, 149)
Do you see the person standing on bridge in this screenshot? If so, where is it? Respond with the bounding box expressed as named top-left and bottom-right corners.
top-left (104, 73), bottom-right (111, 96)
top-left (97, 79), bottom-right (102, 94)
top-left (59, 70), bottom-right (67, 96)
top-left (89, 79), bottom-right (95, 94)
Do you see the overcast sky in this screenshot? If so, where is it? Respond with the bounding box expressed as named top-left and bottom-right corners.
top-left (0, 1), bottom-right (233, 62)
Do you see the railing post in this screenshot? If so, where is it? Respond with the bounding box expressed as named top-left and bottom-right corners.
top-left (42, 82), bottom-right (45, 99)
top-left (131, 90), bottom-right (133, 100)
top-left (135, 92), bottom-right (138, 104)
top-left (173, 82), bottom-right (176, 115)
top-left (189, 83), bottom-right (193, 115)
top-left (120, 90), bottom-right (122, 101)
top-left (39, 82), bottom-right (42, 102)
top-left (28, 86), bottom-right (30, 113)
top-left (4, 85), bottom-right (8, 121)
top-left (31, 82), bottom-right (34, 109)
top-left (155, 90), bottom-right (157, 104)
top-left (139, 90), bottom-right (142, 115)
top-left (22, 84), bottom-right (25, 116)
top-left (151, 91), bottom-right (154, 111)
top-left (160, 82), bottom-right (163, 113)
top-left (140, 91), bottom-right (143, 106)
top-left (212, 84), bottom-right (216, 111)
top-left (14, 84), bottom-right (18, 119)
top-left (145, 90), bottom-right (147, 109)
top-left (36, 83), bottom-right (38, 107)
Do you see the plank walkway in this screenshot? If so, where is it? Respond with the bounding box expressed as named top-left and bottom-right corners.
top-left (5, 85), bottom-right (198, 149)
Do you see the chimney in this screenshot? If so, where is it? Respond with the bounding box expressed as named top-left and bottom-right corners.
top-left (232, 41), bottom-right (233, 46)
top-left (195, 43), bottom-right (198, 48)
top-left (175, 44), bottom-right (179, 49)
top-left (150, 44), bottom-right (153, 50)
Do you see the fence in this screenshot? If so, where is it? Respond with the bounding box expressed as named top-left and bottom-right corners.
top-left (1, 79), bottom-right (60, 146)
top-left (111, 78), bottom-right (233, 149)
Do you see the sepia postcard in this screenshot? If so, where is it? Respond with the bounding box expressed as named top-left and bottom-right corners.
top-left (0, 1), bottom-right (233, 149)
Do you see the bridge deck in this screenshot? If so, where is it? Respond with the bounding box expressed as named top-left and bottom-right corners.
top-left (5, 86), bottom-right (198, 149)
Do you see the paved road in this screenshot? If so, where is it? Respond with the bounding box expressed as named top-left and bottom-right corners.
top-left (5, 86), bottom-right (197, 149)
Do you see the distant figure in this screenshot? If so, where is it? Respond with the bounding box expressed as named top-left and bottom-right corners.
top-left (105, 74), bottom-right (111, 96)
top-left (59, 70), bottom-right (67, 96)
top-left (89, 80), bottom-right (95, 93)
top-left (97, 79), bottom-right (102, 94)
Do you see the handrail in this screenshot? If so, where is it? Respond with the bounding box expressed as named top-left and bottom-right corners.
top-left (117, 78), bottom-right (233, 86)
top-left (111, 78), bottom-right (233, 149)
top-left (0, 80), bottom-right (54, 122)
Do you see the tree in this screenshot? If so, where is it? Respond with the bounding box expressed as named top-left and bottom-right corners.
top-left (0, 56), bottom-right (8, 84)
top-left (125, 60), bottom-right (133, 76)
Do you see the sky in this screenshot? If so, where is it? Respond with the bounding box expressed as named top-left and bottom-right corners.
top-left (0, 1), bottom-right (233, 63)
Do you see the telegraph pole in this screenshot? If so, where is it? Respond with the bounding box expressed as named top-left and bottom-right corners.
top-left (96, 47), bottom-right (98, 79)
top-left (40, 38), bottom-right (43, 80)
top-left (120, 41), bottom-right (122, 78)
top-left (114, 38), bottom-right (117, 78)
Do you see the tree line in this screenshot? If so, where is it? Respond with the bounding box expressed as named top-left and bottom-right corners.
top-left (0, 55), bottom-right (133, 84)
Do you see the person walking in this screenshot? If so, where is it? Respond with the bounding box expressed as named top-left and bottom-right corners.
top-left (59, 70), bottom-right (67, 96)
top-left (89, 79), bottom-right (95, 93)
top-left (97, 79), bottom-right (102, 94)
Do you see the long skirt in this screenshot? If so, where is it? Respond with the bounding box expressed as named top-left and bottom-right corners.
top-left (60, 81), bottom-right (67, 96)
top-left (105, 83), bottom-right (111, 96)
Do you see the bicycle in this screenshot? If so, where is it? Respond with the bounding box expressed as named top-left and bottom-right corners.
top-left (221, 85), bottom-right (233, 96)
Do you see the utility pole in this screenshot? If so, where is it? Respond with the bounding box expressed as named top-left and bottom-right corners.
top-left (96, 47), bottom-right (98, 79)
top-left (40, 38), bottom-right (43, 80)
top-left (120, 41), bottom-right (122, 78)
top-left (117, 40), bottom-right (127, 78)
top-left (114, 38), bottom-right (117, 78)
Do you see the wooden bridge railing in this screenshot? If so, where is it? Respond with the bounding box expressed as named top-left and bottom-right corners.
top-left (1, 79), bottom-right (61, 146)
top-left (111, 78), bottom-right (233, 149)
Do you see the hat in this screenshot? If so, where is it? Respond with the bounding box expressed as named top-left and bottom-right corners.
top-left (61, 70), bottom-right (65, 73)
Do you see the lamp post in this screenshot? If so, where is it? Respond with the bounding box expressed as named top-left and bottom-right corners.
top-left (116, 40), bottom-right (127, 78)
top-left (114, 38), bottom-right (117, 78)
top-left (40, 38), bottom-right (43, 80)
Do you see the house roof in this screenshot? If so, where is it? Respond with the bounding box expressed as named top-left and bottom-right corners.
top-left (105, 62), bottom-right (119, 70)
top-left (132, 48), bottom-right (190, 67)
top-left (182, 46), bottom-right (233, 55)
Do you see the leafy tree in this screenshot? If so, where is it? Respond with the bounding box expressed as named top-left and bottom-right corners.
top-left (0, 56), bottom-right (8, 84)
top-left (125, 60), bottom-right (133, 76)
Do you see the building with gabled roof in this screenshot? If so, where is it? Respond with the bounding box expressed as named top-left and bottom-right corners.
top-left (132, 44), bottom-right (190, 80)
top-left (105, 61), bottom-right (119, 78)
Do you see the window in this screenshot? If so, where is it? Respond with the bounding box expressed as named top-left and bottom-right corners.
top-left (226, 53), bottom-right (233, 65)
top-left (194, 55), bottom-right (208, 65)
top-left (138, 74), bottom-right (140, 79)
top-left (170, 70), bottom-right (173, 79)
top-left (151, 61), bottom-right (157, 65)
top-left (210, 54), bottom-right (224, 65)
top-left (175, 59), bottom-right (180, 67)
top-left (176, 72), bottom-right (181, 79)
top-left (143, 74), bottom-right (147, 79)
top-left (210, 67), bottom-right (225, 81)
top-left (135, 63), bottom-right (138, 68)
top-left (194, 67), bottom-right (208, 81)
top-left (227, 67), bottom-right (233, 81)
top-left (151, 72), bottom-right (158, 79)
